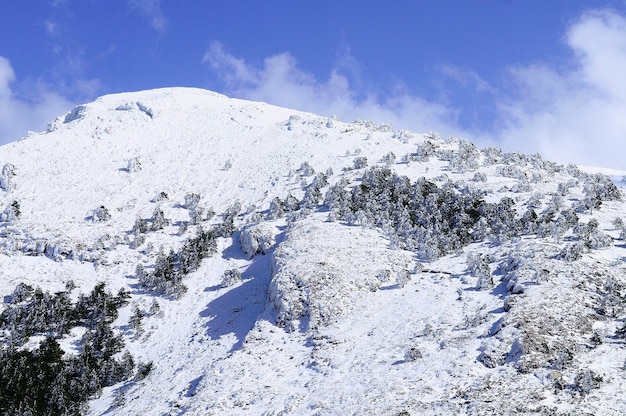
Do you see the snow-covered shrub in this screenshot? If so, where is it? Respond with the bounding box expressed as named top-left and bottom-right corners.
top-left (323, 179), bottom-right (350, 215)
top-left (268, 197), bottom-right (286, 220)
top-left (400, 153), bottom-right (412, 164)
top-left (151, 191), bottom-right (168, 202)
top-left (511, 178), bottom-right (532, 193)
top-left (297, 161), bottom-right (315, 177)
top-left (183, 193), bottom-right (201, 209)
top-left (472, 172), bottom-right (487, 182)
top-left (300, 180), bottom-right (324, 210)
top-left (481, 146), bottom-right (503, 165)
top-left (149, 299), bottom-right (161, 316)
top-left (579, 172), bottom-right (622, 212)
top-left (0, 163), bottom-right (16, 191)
top-left (448, 139), bottom-right (480, 173)
top-left (526, 193), bottom-right (543, 209)
top-left (10, 282), bottom-right (34, 303)
top-left (92, 205), bottom-right (111, 222)
top-left (135, 361), bottom-right (153, 381)
top-left (496, 165), bottom-right (526, 180)
top-left (467, 253), bottom-right (492, 289)
top-left (137, 229), bottom-right (218, 296)
top-left (221, 268), bottom-right (243, 288)
top-left (558, 179), bottom-right (576, 196)
top-left (566, 163), bottom-right (583, 177)
top-left (415, 140), bottom-right (437, 162)
top-left (575, 369), bottom-right (603, 395)
top-left (183, 193), bottom-right (204, 224)
top-left (129, 305), bottom-right (144, 335)
top-left (353, 156), bottom-right (368, 170)
top-left (393, 129), bottom-right (411, 143)
top-left (396, 269), bottom-right (411, 288)
top-left (150, 207), bottom-right (169, 231)
top-left (132, 216), bottom-right (149, 235)
top-left (376, 269), bottom-right (392, 283)
top-left (557, 242), bottom-right (586, 261)
top-left (377, 122), bottom-right (393, 132)
top-left (286, 114), bottom-right (301, 130)
top-left (404, 347), bottom-right (422, 362)
top-left (126, 157), bottom-right (142, 172)
top-left (240, 223), bottom-right (275, 258)
top-left (140, 252), bottom-right (187, 297)
top-left (503, 151), bottom-right (528, 166)
top-left (506, 279), bottom-right (525, 294)
top-left (574, 219), bottom-right (613, 249)
top-left (1, 200), bottom-right (20, 222)
top-left (381, 151), bottom-right (396, 166)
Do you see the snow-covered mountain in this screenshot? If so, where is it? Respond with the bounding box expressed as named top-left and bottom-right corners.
top-left (1, 87), bottom-right (626, 415)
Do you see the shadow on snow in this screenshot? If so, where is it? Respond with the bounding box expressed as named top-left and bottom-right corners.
top-left (199, 230), bottom-right (286, 353)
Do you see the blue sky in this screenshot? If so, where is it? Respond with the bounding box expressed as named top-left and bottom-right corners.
top-left (1, 1), bottom-right (626, 168)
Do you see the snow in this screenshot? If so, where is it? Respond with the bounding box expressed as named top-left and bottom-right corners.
top-left (1, 87), bottom-right (626, 414)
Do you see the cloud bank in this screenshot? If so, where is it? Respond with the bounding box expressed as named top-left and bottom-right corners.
top-left (0, 56), bottom-right (73, 144)
top-left (498, 9), bottom-right (626, 169)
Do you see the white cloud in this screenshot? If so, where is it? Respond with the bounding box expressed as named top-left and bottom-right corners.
top-left (205, 9), bottom-right (626, 170)
top-left (203, 41), bottom-right (469, 138)
top-left (496, 9), bottom-right (626, 169)
top-left (0, 56), bottom-right (73, 144)
top-left (128, 0), bottom-right (167, 32)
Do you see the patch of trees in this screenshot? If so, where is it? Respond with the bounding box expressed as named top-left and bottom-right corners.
top-left (136, 227), bottom-right (219, 297)
top-left (0, 283), bottom-right (135, 415)
top-left (323, 167), bottom-right (619, 261)
top-left (324, 168), bottom-right (519, 259)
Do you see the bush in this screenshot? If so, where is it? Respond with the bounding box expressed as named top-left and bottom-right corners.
top-left (221, 268), bottom-right (243, 288)
top-left (240, 223), bottom-right (275, 258)
top-left (404, 347), bottom-right (422, 362)
top-left (92, 206), bottom-right (111, 222)
top-left (135, 361), bottom-right (153, 381)
top-left (352, 156), bottom-right (368, 169)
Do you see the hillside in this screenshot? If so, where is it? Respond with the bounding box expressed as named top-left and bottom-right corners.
top-left (1, 87), bottom-right (626, 415)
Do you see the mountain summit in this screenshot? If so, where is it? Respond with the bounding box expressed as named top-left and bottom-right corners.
top-left (1, 87), bottom-right (626, 415)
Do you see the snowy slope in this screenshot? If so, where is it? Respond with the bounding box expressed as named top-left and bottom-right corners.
top-left (1, 87), bottom-right (626, 415)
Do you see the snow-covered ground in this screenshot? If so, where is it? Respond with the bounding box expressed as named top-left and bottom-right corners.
top-left (1, 87), bottom-right (626, 415)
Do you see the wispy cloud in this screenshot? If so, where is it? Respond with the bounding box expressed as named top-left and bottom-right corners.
top-left (128, 0), bottom-right (167, 32)
top-left (439, 65), bottom-right (494, 94)
top-left (0, 56), bottom-right (73, 144)
top-left (203, 41), bottom-right (469, 138)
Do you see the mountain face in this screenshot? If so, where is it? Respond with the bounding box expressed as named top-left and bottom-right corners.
top-left (1, 87), bottom-right (626, 415)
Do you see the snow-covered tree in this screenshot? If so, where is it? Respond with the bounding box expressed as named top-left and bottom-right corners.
top-left (150, 207), bottom-right (169, 231)
top-left (0, 163), bottom-right (16, 191)
top-left (240, 223), bottom-right (275, 258)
